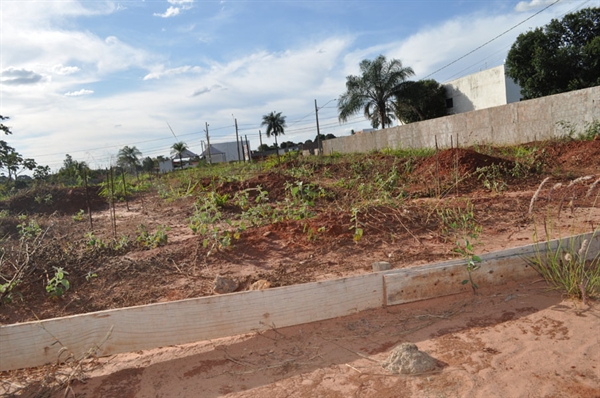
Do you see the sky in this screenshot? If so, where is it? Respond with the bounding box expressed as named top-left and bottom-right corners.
top-left (1, 0), bottom-right (598, 172)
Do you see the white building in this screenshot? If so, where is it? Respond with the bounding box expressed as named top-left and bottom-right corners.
top-left (210, 141), bottom-right (251, 162)
top-left (444, 64), bottom-right (522, 115)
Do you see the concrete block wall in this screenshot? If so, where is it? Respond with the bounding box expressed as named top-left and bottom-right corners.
top-left (323, 85), bottom-right (600, 154)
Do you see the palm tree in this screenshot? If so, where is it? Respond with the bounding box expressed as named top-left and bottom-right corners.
top-left (261, 111), bottom-right (287, 163)
top-left (117, 146), bottom-right (142, 177)
top-left (171, 141), bottom-right (188, 170)
top-left (338, 55), bottom-right (414, 129)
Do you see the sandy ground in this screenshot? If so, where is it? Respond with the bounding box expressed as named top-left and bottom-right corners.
top-left (8, 280), bottom-right (593, 398)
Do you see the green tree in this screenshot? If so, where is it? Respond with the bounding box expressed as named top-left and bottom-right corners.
top-left (338, 55), bottom-right (414, 129)
top-left (171, 142), bottom-right (188, 170)
top-left (505, 7), bottom-right (600, 99)
top-left (393, 79), bottom-right (447, 124)
top-left (58, 154), bottom-right (89, 185)
top-left (141, 156), bottom-right (155, 173)
top-left (117, 145), bottom-right (142, 177)
top-left (0, 116), bottom-right (37, 183)
top-left (261, 111), bottom-right (287, 163)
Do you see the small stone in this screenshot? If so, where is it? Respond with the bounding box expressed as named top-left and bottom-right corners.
top-left (372, 261), bottom-right (391, 272)
top-left (263, 231), bottom-right (272, 237)
top-left (382, 343), bottom-right (439, 375)
top-left (213, 275), bottom-right (239, 294)
top-left (249, 279), bottom-right (271, 290)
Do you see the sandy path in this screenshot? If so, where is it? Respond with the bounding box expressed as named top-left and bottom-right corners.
top-left (57, 281), bottom-right (599, 398)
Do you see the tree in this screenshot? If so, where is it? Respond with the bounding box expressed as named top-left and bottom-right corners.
top-left (338, 55), bottom-right (414, 129)
top-left (171, 141), bottom-right (188, 170)
top-left (261, 111), bottom-right (287, 162)
top-left (58, 154), bottom-right (89, 185)
top-left (141, 156), bottom-right (155, 173)
top-left (393, 79), bottom-right (447, 124)
top-left (117, 146), bottom-right (142, 177)
top-left (0, 115), bottom-right (37, 182)
top-left (1, 115), bottom-right (13, 135)
top-left (505, 7), bottom-right (600, 99)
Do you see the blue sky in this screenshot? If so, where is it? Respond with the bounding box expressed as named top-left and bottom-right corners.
top-left (1, 0), bottom-right (596, 171)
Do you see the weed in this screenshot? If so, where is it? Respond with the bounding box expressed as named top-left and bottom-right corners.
top-left (72, 209), bottom-right (85, 222)
top-left (0, 279), bottom-right (21, 303)
top-left (476, 164), bottom-right (507, 193)
top-left (17, 216), bottom-right (43, 240)
top-left (454, 239), bottom-right (482, 294)
top-left (46, 267), bottom-right (70, 298)
top-left (136, 225), bottom-right (169, 249)
top-left (34, 193), bottom-right (53, 205)
top-left (437, 201), bottom-right (481, 241)
top-left (526, 230), bottom-right (599, 301)
top-left (85, 232), bottom-right (106, 249)
top-left (85, 271), bottom-right (98, 282)
top-left (349, 207), bottom-right (364, 243)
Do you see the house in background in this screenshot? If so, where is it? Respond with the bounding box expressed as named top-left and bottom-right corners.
top-left (158, 148), bottom-right (199, 172)
top-left (444, 64), bottom-right (522, 115)
top-left (209, 141), bottom-right (251, 162)
top-left (199, 145), bottom-right (226, 163)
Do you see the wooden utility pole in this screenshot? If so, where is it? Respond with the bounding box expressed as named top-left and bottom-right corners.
top-left (259, 130), bottom-right (263, 149)
top-left (205, 122), bottom-right (212, 165)
top-left (315, 99), bottom-right (322, 155)
top-left (234, 118), bottom-right (241, 163)
top-left (245, 135), bottom-right (251, 162)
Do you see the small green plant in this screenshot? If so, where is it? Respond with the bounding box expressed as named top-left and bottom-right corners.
top-left (46, 267), bottom-right (70, 298)
top-left (85, 271), bottom-right (98, 282)
top-left (525, 231), bottom-right (599, 302)
top-left (136, 225), bottom-right (169, 249)
top-left (438, 201), bottom-right (481, 241)
top-left (34, 193), bottom-right (53, 205)
top-left (72, 209), bottom-right (85, 222)
top-left (17, 216), bottom-right (43, 240)
top-left (454, 239), bottom-right (482, 294)
top-left (476, 164), bottom-right (507, 193)
top-left (85, 232), bottom-right (106, 248)
top-left (113, 235), bottom-right (129, 250)
top-left (349, 207), bottom-right (364, 243)
top-left (0, 279), bottom-right (21, 303)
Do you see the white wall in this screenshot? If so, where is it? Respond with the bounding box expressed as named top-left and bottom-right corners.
top-left (445, 65), bottom-right (522, 114)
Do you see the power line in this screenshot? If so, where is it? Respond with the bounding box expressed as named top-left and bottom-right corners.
top-left (422, 0), bottom-right (562, 80)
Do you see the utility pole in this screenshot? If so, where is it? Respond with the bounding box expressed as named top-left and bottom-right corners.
top-left (205, 122), bottom-right (212, 165)
top-left (245, 135), bottom-right (251, 162)
top-left (234, 117), bottom-right (241, 163)
top-left (259, 130), bottom-right (263, 149)
top-left (315, 99), bottom-right (322, 156)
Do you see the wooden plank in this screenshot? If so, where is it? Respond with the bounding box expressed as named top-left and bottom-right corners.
top-left (0, 273), bottom-right (383, 371)
top-left (384, 232), bottom-right (599, 306)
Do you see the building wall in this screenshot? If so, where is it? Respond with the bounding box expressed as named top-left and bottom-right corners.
top-left (445, 65), bottom-right (522, 115)
top-left (323, 85), bottom-right (599, 154)
top-left (212, 141), bottom-right (250, 162)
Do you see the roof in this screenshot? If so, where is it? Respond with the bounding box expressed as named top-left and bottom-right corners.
top-left (198, 145), bottom-right (225, 157)
top-left (170, 148), bottom-right (198, 159)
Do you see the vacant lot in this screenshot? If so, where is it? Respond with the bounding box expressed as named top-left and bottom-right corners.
top-left (1, 138), bottom-right (599, 397)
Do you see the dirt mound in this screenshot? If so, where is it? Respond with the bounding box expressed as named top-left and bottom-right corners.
top-left (416, 148), bottom-right (513, 176)
top-left (545, 139), bottom-right (600, 169)
top-left (217, 172), bottom-right (297, 202)
top-left (2, 186), bottom-right (107, 215)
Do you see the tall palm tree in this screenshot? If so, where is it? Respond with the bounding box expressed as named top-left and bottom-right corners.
top-left (171, 141), bottom-right (188, 170)
top-left (338, 55), bottom-right (414, 129)
top-left (117, 146), bottom-right (142, 177)
top-left (261, 111), bottom-right (287, 163)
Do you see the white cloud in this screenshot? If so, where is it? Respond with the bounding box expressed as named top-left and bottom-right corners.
top-left (143, 66), bottom-right (202, 80)
top-left (52, 64), bottom-right (80, 75)
top-left (154, 6), bottom-right (180, 18)
top-left (1, 68), bottom-right (46, 85)
top-left (168, 0), bottom-right (194, 5)
top-left (191, 84), bottom-right (223, 97)
top-left (64, 89), bottom-right (94, 96)
top-left (514, 0), bottom-right (556, 12)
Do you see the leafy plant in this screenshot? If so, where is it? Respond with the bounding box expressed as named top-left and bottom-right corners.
top-left (136, 225), bottom-right (169, 249)
top-left (72, 209), bottom-right (85, 222)
top-left (454, 239), bottom-right (482, 294)
top-left (46, 267), bottom-right (70, 298)
top-left (476, 164), bottom-right (507, 193)
top-left (349, 207), bottom-right (364, 243)
top-left (85, 271), bottom-right (98, 282)
top-left (0, 279), bottom-right (21, 303)
top-left (85, 232), bottom-right (106, 248)
top-left (437, 201), bottom-right (481, 241)
top-left (17, 216), bottom-right (42, 240)
top-left (34, 193), bottom-right (53, 205)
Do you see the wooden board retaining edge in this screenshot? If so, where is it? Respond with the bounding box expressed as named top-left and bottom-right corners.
top-left (384, 231), bottom-right (599, 306)
top-left (0, 273), bottom-right (383, 371)
top-left (1, 231), bottom-right (597, 371)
